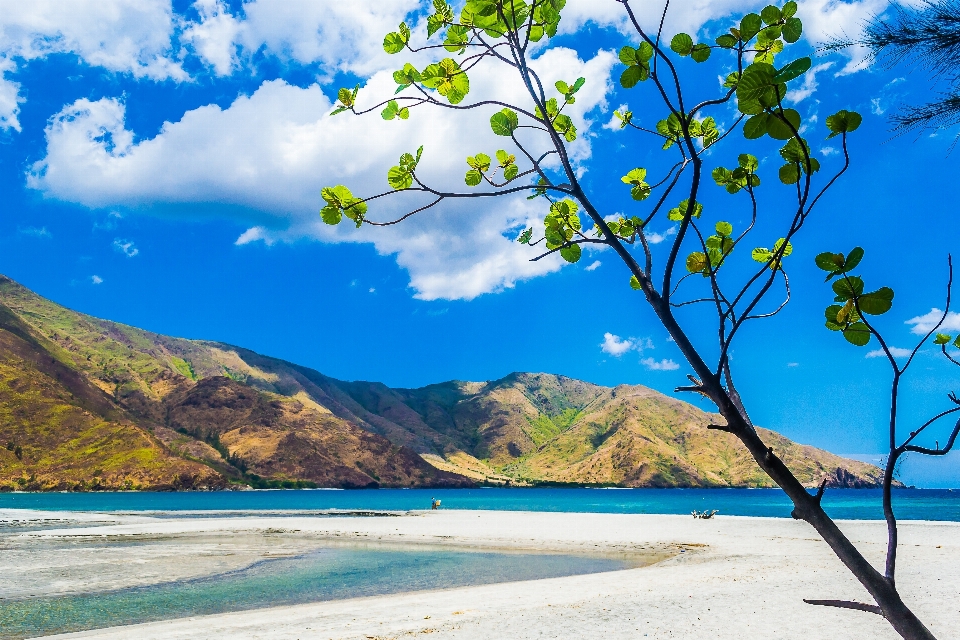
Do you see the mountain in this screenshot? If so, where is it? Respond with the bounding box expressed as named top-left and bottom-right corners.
top-left (0, 275), bottom-right (886, 491)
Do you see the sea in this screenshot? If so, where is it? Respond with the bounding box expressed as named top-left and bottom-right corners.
top-left (1, 487), bottom-right (959, 521)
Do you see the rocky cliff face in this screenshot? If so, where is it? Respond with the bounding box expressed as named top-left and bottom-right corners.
top-left (0, 275), bottom-right (886, 491)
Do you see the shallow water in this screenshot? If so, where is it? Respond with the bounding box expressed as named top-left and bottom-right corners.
top-left (1, 488), bottom-right (959, 521)
top-left (0, 546), bottom-right (639, 640)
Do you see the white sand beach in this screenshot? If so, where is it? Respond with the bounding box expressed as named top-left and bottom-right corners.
top-left (4, 509), bottom-right (959, 639)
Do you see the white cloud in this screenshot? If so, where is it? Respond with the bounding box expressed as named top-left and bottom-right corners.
top-left (906, 309), bottom-right (960, 335)
top-left (368, 287), bottom-right (375, 293)
top-left (28, 46), bottom-right (617, 300)
top-left (113, 238), bottom-right (139, 257)
top-left (641, 357), bottom-right (680, 371)
top-left (585, 260), bottom-right (601, 272)
top-left (787, 362), bottom-right (799, 367)
top-left (787, 62), bottom-right (834, 104)
top-left (866, 346), bottom-right (914, 358)
top-left (91, 275), bottom-right (103, 285)
top-left (601, 332), bottom-right (636, 357)
top-left (647, 226), bottom-right (677, 245)
top-left (0, 0), bottom-right (185, 129)
top-left (235, 226), bottom-right (275, 246)
top-left (181, 0), bottom-right (420, 78)
top-left (181, 0), bottom-right (242, 76)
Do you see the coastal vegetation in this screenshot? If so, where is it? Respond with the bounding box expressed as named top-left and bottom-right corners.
top-left (318, 0), bottom-right (957, 636)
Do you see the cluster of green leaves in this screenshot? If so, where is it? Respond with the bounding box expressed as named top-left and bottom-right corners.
top-left (778, 137), bottom-right (819, 184)
top-left (621, 168), bottom-right (650, 201)
top-left (330, 85), bottom-right (359, 116)
top-left (490, 107), bottom-right (520, 136)
top-left (612, 108), bottom-right (633, 129)
top-left (751, 238), bottom-right (792, 270)
top-left (421, 58), bottom-right (471, 104)
top-left (713, 154), bottom-right (761, 193)
top-left (556, 77), bottom-right (585, 104)
top-left (816, 248), bottom-right (895, 346)
top-left (321, 185), bottom-right (367, 227)
top-left (383, 22), bottom-right (412, 54)
top-left (667, 199), bottom-right (703, 221)
top-left (618, 42), bottom-right (654, 89)
top-left (598, 215), bottom-right (645, 242)
top-left (381, 100), bottom-right (409, 120)
top-left (544, 199), bottom-right (583, 263)
top-left (670, 33), bottom-right (711, 62)
top-left (465, 149), bottom-right (518, 185)
top-left (535, 97), bottom-right (578, 142)
top-left (461, 0), bottom-right (564, 41)
top-left (686, 221), bottom-right (736, 276)
top-left (655, 113), bottom-right (718, 150)
top-left (933, 333), bottom-right (960, 349)
top-left (387, 147), bottom-right (424, 190)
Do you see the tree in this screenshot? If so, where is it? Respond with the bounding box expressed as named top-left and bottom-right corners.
top-left (321, 1), bottom-right (954, 637)
top-left (824, 0), bottom-right (960, 132)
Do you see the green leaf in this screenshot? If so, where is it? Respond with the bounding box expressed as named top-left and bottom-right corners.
top-left (620, 65), bottom-right (647, 89)
top-left (716, 34), bottom-right (736, 48)
top-left (779, 164), bottom-right (800, 184)
top-left (772, 57), bottom-right (811, 84)
top-left (761, 5), bottom-right (782, 24)
top-left (766, 109), bottom-right (802, 140)
top-left (935, 333), bottom-right (953, 345)
top-left (388, 165), bottom-right (413, 190)
top-left (715, 221), bottom-right (733, 236)
top-left (667, 199), bottom-right (702, 221)
top-left (843, 323), bottom-right (871, 346)
top-left (560, 243), bottom-right (582, 263)
top-left (782, 2), bottom-right (798, 18)
top-left (383, 31), bottom-right (407, 54)
top-left (859, 287), bottom-right (895, 315)
top-left (671, 33), bottom-right (694, 55)
top-left (619, 45), bottom-right (639, 65)
top-left (740, 13), bottom-right (763, 41)
top-left (825, 304), bottom-right (843, 324)
top-left (739, 154), bottom-right (759, 172)
top-left (954, 335), bottom-right (960, 349)
top-left (815, 252), bottom-right (844, 272)
top-left (826, 110), bottom-right (863, 138)
top-left (752, 248), bottom-right (772, 263)
top-left (517, 227), bottom-right (533, 244)
top-left (832, 276), bottom-right (864, 300)
top-left (503, 164), bottom-right (519, 180)
top-left (743, 113), bottom-right (769, 139)
top-left (782, 17), bottom-right (802, 43)
top-left (320, 204), bottom-right (342, 225)
top-left (629, 275), bottom-right (642, 290)
top-left (691, 43), bottom-right (711, 63)
top-left (844, 247), bottom-right (865, 272)
top-left (490, 108), bottom-right (519, 136)
top-left (465, 169), bottom-right (483, 186)
top-left (686, 252), bottom-right (709, 274)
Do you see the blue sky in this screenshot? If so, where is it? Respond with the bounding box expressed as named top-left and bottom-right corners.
top-left (0, 0), bottom-right (958, 486)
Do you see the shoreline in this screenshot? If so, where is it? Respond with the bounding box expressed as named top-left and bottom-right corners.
top-left (3, 509), bottom-right (958, 639)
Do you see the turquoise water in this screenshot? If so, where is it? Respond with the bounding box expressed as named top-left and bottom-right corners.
top-left (0, 546), bottom-right (634, 640)
top-left (1, 488), bottom-right (959, 521)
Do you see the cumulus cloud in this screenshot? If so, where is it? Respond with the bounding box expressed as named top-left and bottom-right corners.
top-left (866, 346), bottom-right (914, 358)
top-left (641, 357), bottom-right (680, 371)
top-left (906, 309), bottom-right (960, 335)
top-left (788, 62), bottom-right (835, 104)
top-left (113, 238), bottom-right (139, 257)
top-left (585, 260), bottom-right (601, 271)
top-left (601, 332), bottom-right (636, 356)
top-left (28, 46), bottom-right (617, 300)
top-left (91, 275), bottom-right (104, 284)
top-left (0, 0), bottom-right (184, 128)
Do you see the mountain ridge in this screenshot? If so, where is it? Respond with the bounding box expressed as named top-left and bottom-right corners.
top-left (0, 274), bottom-right (887, 491)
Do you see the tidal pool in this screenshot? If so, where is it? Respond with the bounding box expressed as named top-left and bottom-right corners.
top-left (0, 545), bottom-right (643, 639)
